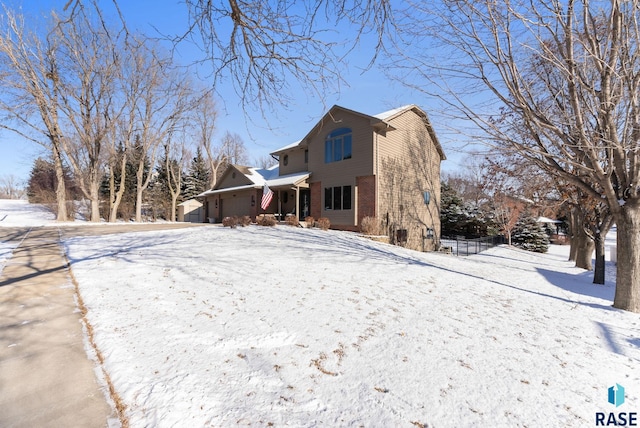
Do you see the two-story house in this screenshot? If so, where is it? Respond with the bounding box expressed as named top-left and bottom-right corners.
top-left (199, 104), bottom-right (445, 251)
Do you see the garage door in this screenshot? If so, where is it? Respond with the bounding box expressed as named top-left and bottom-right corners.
top-left (221, 195), bottom-right (251, 218)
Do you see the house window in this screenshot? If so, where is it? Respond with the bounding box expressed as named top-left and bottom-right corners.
top-left (324, 128), bottom-right (352, 163)
top-left (324, 185), bottom-right (352, 210)
top-left (304, 149), bottom-right (308, 163)
top-left (283, 154), bottom-right (289, 166)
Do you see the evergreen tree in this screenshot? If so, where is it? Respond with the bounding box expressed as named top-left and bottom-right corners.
top-left (512, 214), bottom-right (549, 253)
top-left (27, 157), bottom-right (79, 204)
top-left (440, 182), bottom-right (471, 237)
top-left (183, 147), bottom-right (210, 200)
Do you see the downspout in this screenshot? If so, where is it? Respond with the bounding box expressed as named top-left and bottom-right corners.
top-left (374, 132), bottom-right (379, 218)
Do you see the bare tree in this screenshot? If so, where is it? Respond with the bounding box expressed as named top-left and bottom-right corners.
top-left (106, 34), bottom-right (153, 222)
top-left (131, 44), bottom-right (192, 222)
top-left (0, 174), bottom-right (24, 199)
top-left (219, 131), bottom-right (249, 165)
top-left (395, 1), bottom-right (640, 312)
top-left (253, 153), bottom-right (277, 169)
top-left (182, 0), bottom-right (394, 112)
top-left (0, 8), bottom-right (69, 219)
top-left (192, 91), bottom-right (223, 189)
top-left (54, 5), bottom-right (124, 222)
top-left (162, 134), bottom-right (189, 222)
top-left (193, 89), bottom-right (249, 189)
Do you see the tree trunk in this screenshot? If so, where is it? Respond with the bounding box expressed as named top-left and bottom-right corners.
top-left (170, 196), bottom-right (178, 222)
top-left (109, 155), bottom-right (128, 222)
top-left (592, 216), bottom-right (613, 285)
top-left (568, 207), bottom-right (594, 270)
top-left (52, 144), bottom-right (68, 221)
top-left (574, 234), bottom-right (594, 271)
top-left (593, 233), bottom-right (606, 285)
top-left (568, 207), bottom-right (579, 262)
top-left (135, 185), bottom-right (143, 222)
top-left (89, 180), bottom-right (101, 222)
top-left (613, 201), bottom-right (640, 312)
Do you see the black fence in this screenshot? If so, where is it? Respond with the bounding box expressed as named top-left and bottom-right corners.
top-left (440, 235), bottom-right (506, 256)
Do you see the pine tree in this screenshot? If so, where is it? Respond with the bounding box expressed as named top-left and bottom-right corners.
top-left (183, 147), bottom-right (210, 200)
top-left (27, 157), bottom-right (79, 204)
top-left (512, 214), bottom-right (549, 253)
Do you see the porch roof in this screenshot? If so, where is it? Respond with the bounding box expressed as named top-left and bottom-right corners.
top-left (197, 170), bottom-right (310, 197)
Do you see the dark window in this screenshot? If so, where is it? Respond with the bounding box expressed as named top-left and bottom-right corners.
top-left (304, 149), bottom-right (308, 163)
top-left (324, 185), bottom-right (352, 211)
top-left (325, 128), bottom-right (352, 163)
top-left (283, 154), bottom-right (289, 166)
top-left (324, 187), bottom-right (333, 210)
top-left (343, 185), bottom-right (352, 210)
top-left (333, 186), bottom-right (342, 210)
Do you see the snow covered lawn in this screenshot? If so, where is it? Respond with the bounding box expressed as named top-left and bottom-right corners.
top-left (61, 223), bottom-right (640, 427)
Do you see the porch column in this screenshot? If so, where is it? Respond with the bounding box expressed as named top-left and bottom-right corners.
top-left (295, 186), bottom-right (300, 219)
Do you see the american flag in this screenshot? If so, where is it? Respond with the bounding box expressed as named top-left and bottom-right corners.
top-left (261, 183), bottom-right (274, 210)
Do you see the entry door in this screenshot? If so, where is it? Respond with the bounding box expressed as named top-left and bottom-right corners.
top-left (299, 189), bottom-right (310, 219)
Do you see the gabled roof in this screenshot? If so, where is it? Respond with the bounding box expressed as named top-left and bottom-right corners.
top-left (270, 104), bottom-right (445, 160)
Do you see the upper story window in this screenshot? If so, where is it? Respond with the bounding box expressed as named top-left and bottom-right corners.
top-left (324, 128), bottom-right (352, 163)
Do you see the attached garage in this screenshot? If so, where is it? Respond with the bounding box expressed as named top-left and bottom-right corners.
top-left (220, 193), bottom-right (252, 218)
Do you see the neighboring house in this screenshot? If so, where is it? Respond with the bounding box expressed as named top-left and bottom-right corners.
top-left (199, 104), bottom-right (445, 251)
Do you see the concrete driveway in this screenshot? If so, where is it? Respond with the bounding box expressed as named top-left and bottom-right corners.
top-left (0, 223), bottom-right (205, 428)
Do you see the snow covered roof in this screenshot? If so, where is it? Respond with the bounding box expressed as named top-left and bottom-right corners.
top-left (537, 216), bottom-right (562, 224)
top-left (271, 139), bottom-right (303, 155)
top-left (196, 165), bottom-right (309, 197)
top-left (373, 104), bottom-right (417, 120)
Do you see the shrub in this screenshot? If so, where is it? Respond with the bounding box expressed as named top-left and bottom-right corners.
top-left (304, 216), bottom-right (315, 227)
top-left (257, 215), bottom-right (277, 227)
top-left (222, 216), bottom-right (238, 228)
top-left (285, 215), bottom-right (299, 226)
top-left (359, 216), bottom-right (383, 235)
top-left (239, 215), bottom-right (252, 227)
top-left (317, 217), bottom-right (330, 231)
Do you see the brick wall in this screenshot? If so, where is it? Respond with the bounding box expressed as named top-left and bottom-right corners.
top-left (310, 182), bottom-right (322, 219)
top-left (356, 175), bottom-right (376, 224)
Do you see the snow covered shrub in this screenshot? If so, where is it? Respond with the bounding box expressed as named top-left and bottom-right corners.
top-left (512, 214), bottom-right (549, 253)
top-left (239, 215), bottom-right (252, 227)
top-left (285, 215), bottom-right (299, 226)
top-left (359, 216), bottom-right (383, 235)
top-left (317, 217), bottom-right (330, 230)
top-left (222, 216), bottom-right (238, 228)
top-left (257, 215), bottom-right (277, 227)
top-left (304, 216), bottom-right (315, 227)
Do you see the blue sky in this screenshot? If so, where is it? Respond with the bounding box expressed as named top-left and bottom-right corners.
top-left (0, 0), bottom-right (465, 184)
